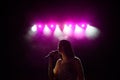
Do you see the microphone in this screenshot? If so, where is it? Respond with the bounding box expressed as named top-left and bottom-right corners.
top-left (45, 50), bottom-right (59, 58)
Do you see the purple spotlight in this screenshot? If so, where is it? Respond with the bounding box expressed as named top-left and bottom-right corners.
top-left (49, 24), bottom-right (56, 31)
top-left (38, 24), bottom-right (43, 33)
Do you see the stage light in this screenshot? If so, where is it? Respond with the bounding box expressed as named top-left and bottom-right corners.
top-left (74, 24), bottom-right (83, 33)
top-left (56, 24), bottom-right (59, 28)
top-left (69, 24), bottom-right (72, 27)
top-left (64, 24), bottom-right (67, 27)
top-left (51, 25), bottom-right (54, 27)
top-left (74, 24), bottom-right (84, 38)
top-left (38, 25), bottom-right (41, 28)
top-left (63, 24), bottom-right (72, 36)
top-left (31, 25), bottom-right (37, 32)
top-left (81, 24), bottom-right (85, 27)
top-left (85, 24), bottom-right (100, 39)
top-left (29, 23), bottom-right (100, 40)
top-left (43, 25), bottom-right (51, 36)
top-left (54, 25), bottom-right (63, 38)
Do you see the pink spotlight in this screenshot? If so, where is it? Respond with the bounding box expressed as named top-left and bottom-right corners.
top-left (74, 24), bottom-right (84, 38)
top-left (56, 24), bottom-right (59, 27)
top-left (54, 25), bottom-right (63, 38)
top-left (38, 25), bottom-right (41, 28)
top-left (64, 24), bottom-right (67, 27)
top-left (81, 24), bottom-right (85, 27)
top-left (63, 24), bottom-right (72, 36)
top-left (75, 24), bottom-right (83, 33)
top-left (43, 25), bottom-right (51, 36)
top-left (51, 25), bottom-right (54, 27)
top-left (69, 24), bottom-right (72, 27)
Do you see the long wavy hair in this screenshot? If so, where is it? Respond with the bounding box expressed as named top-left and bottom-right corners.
top-left (59, 40), bottom-right (75, 59)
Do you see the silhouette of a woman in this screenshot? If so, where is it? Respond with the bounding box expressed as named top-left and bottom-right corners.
top-left (48, 40), bottom-right (85, 80)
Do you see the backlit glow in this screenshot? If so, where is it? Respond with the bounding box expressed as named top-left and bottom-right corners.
top-left (51, 25), bottom-right (53, 27)
top-left (81, 24), bottom-right (85, 27)
top-left (29, 23), bottom-right (100, 40)
top-left (54, 25), bottom-right (63, 38)
top-left (74, 24), bottom-right (84, 38)
top-left (38, 25), bottom-right (41, 28)
top-left (74, 24), bottom-right (83, 34)
top-left (63, 24), bottom-right (72, 36)
top-left (31, 25), bottom-right (37, 32)
top-left (85, 24), bottom-right (100, 39)
top-left (43, 25), bottom-right (51, 36)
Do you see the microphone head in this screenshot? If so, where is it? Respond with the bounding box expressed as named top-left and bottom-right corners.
top-left (45, 50), bottom-right (59, 58)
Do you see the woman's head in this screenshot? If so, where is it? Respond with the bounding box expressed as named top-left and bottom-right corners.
top-left (58, 40), bottom-right (75, 58)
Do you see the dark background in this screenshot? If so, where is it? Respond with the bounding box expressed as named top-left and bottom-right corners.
top-left (7, 0), bottom-right (118, 80)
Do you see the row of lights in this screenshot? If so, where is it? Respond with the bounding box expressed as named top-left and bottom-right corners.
top-left (29, 24), bottom-right (100, 40)
top-left (31, 24), bottom-right (87, 32)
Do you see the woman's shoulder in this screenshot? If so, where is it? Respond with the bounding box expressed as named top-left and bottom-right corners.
top-left (74, 56), bottom-right (80, 61)
top-left (73, 56), bottom-right (81, 63)
top-left (56, 58), bottom-right (62, 64)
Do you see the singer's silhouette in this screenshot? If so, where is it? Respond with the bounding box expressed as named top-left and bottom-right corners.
top-left (48, 40), bottom-right (85, 80)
